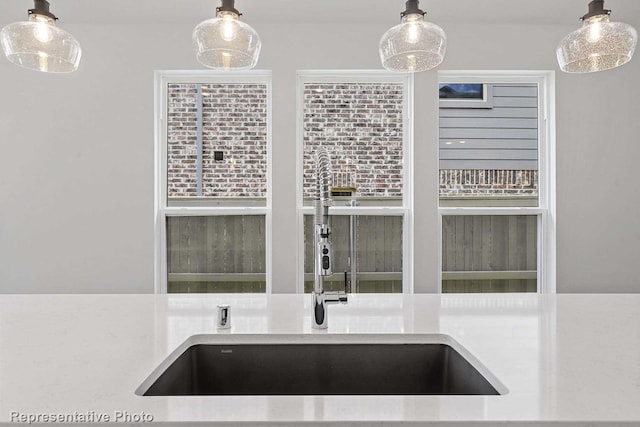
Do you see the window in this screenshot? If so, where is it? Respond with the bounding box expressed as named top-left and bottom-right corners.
top-left (440, 84), bottom-right (484, 100)
top-left (297, 71), bottom-right (413, 293)
top-left (303, 215), bottom-right (404, 293)
top-left (438, 71), bottom-right (556, 294)
top-left (166, 216), bottom-right (266, 293)
top-left (155, 71), bottom-right (271, 293)
top-left (442, 215), bottom-right (538, 292)
top-left (439, 83), bottom-right (494, 108)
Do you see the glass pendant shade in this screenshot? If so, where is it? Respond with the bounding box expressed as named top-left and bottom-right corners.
top-left (557, 10), bottom-right (637, 73)
top-left (1, 13), bottom-right (81, 73)
top-left (193, 10), bottom-right (261, 70)
top-left (379, 13), bottom-right (447, 73)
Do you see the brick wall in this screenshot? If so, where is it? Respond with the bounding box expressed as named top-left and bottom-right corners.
top-left (439, 169), bottom-right (538, 197)
top-left (167, 82), bottom-right (538, 201)
top-left (167, 83), bottom-right (267, 198)
top-left (303, 83), bottom-right (404, 199)
top-left (167, 84), bottom-right (198, 196)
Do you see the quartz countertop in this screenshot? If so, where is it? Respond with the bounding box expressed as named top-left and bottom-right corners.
top-left (1, 293), bottom-right (639, 426)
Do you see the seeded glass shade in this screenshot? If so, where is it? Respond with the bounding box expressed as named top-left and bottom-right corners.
top-left (193, 11), bottom-right (261, 70)
top-left (1, 15), bottom-right (81, 73)
top-left (379, 13), bottom-right (446, 73)
top-left (557, 15), bottom-right (637, 73)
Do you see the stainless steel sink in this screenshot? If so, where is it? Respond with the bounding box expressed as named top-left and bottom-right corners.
top-left (137, 334), bottom-right (503, 396)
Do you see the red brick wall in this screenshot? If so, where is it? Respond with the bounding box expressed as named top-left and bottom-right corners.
top-left (167, 83), bottom-right (267, 198)
top-left (303, 83), bottom-right (404, 199)
top-left (439, 170), bottom-right (538, 197)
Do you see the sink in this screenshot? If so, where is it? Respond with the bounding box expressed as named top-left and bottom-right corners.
top-left (137, 334), bottom-right (503, 396)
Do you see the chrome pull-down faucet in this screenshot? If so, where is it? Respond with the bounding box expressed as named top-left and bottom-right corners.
top-left (312, 148), bottom-right (348, 329)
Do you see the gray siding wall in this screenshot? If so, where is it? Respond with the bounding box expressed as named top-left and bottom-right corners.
top-left (439, 84), bottom-right (539, 170)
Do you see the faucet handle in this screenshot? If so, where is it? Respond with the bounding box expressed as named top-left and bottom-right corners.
top-left (324, 291), bottom-right (348, 304)
top-left (344, 271), bottom-right (351, 294)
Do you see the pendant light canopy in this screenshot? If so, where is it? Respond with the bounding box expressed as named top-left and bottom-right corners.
top-left (557, 0), bottom-right (637, 73)
top-left (0, 0), bottom-right (81, 73)
top-left (193, 0), bottom-right (261, 70)
top-left (379, 0), bottom-right (446, 73)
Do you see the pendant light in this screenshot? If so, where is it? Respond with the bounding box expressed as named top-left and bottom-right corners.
top-left (379, 0), bottom-right (446, 73)
top-left (0, 0), bottom-right (81, 73)
top-left (557, 0), bottom-right (637, 73)
top-left (193, 0), bottom-right (261, 70)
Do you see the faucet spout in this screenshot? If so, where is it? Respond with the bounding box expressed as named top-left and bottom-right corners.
top-left (312, 148), bottom-right (348, 329)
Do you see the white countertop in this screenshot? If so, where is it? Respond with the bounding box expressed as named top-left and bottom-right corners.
top-left (0, 293), bottom-right (639, 426)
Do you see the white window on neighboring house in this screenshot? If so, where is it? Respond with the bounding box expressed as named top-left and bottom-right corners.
top-left (438, 71), bottom-right (556, 294)
top-left (155, 71), bottom-right (272, 293)
top-left (297, 71), bottom-right (413, 294)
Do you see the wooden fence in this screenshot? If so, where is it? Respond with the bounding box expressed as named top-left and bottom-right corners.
top-left (166, 214), bottom-right (537, 294)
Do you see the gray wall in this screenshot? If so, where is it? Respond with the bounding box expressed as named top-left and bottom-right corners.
top-left (1, 20), bottom-right (639, 294)
top-left (439, 84), bottom-right (539, 170)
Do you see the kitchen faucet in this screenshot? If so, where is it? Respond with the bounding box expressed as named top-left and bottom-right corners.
top-left (312, 148), bottom-right (348, 329)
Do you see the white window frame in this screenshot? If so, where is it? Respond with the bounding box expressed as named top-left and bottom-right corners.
top-left (437, 70), bottom-right (556, 294)
top-left (153, 70), bottom-right (273, 294)
top-left (295, 70), bottom-right (414, 294)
